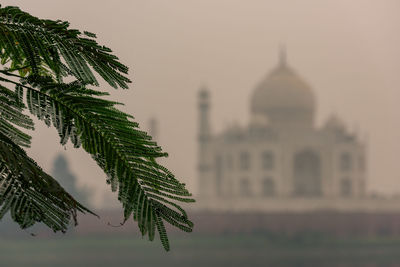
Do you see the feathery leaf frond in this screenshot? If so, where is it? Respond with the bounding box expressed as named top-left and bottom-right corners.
top-left (19, 77), bottom-right (194, 250)
top-left (0, 5), bottom-right (130, 88)
top-left (0, 84), bottom-right (33, 147)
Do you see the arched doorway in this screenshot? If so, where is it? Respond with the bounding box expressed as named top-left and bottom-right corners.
top-left (293, 150), bottom-right (321, 196)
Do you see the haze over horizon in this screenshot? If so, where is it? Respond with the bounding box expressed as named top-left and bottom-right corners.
top-left (3, 0), bottom-right (399, 208)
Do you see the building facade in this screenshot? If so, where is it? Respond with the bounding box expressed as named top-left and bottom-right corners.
top-left (197, 51), bottom-right (367, 211)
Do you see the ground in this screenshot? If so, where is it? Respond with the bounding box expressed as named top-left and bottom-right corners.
top-left (2, 233), bottom-right (400, 267)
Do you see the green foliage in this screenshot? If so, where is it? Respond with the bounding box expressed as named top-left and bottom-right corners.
top-left (0, 5), bottom-right (194, 250)
top-left (0, 84), bottom-right (33, 147)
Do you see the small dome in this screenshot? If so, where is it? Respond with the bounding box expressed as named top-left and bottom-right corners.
top-left (198, 85), bottom-right (209, 99)
top-left (324, 114), bottom-right (346, 131)
top-left (250, 50), bottom-right (316, 128)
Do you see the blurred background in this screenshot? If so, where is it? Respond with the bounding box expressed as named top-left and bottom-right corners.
top-left (1, 1), bottom-right (400, 266)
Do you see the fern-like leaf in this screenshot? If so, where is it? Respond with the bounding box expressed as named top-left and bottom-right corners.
top-left (0, 5), bottom-right (130, 88)
top-left (0, 84), bottom-right (33, 147)
top-left (21, 77), bottom-right (194, 250)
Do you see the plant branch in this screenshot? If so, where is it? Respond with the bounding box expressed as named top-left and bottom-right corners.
top-left (0, 69), bottom-right (24, 78)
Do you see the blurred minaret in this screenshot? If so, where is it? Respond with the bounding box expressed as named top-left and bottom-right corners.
top-left (198, 86), bottom-right (211, 143)
top-left (279, 44), bottom-right (287, 67)
top-left (148, 117), bottom-right (158, 141)
top-left (198, 86), bottom-right (212, 198)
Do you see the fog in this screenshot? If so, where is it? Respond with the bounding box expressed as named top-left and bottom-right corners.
top-left (3, 0), bottom-right (400, 207)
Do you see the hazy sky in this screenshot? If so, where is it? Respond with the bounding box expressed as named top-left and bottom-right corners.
top-left (3, 0), bottom-right (400, 207)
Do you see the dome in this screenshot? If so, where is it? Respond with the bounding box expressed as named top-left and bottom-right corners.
top-left (250, 50), bottom-right (316, 128)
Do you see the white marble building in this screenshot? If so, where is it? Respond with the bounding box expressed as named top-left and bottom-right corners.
top-left (196, 50), bottom-right (368, 211)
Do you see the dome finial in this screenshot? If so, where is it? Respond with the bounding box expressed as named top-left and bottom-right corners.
top-left (279, 44), bottom-right (287, 66)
